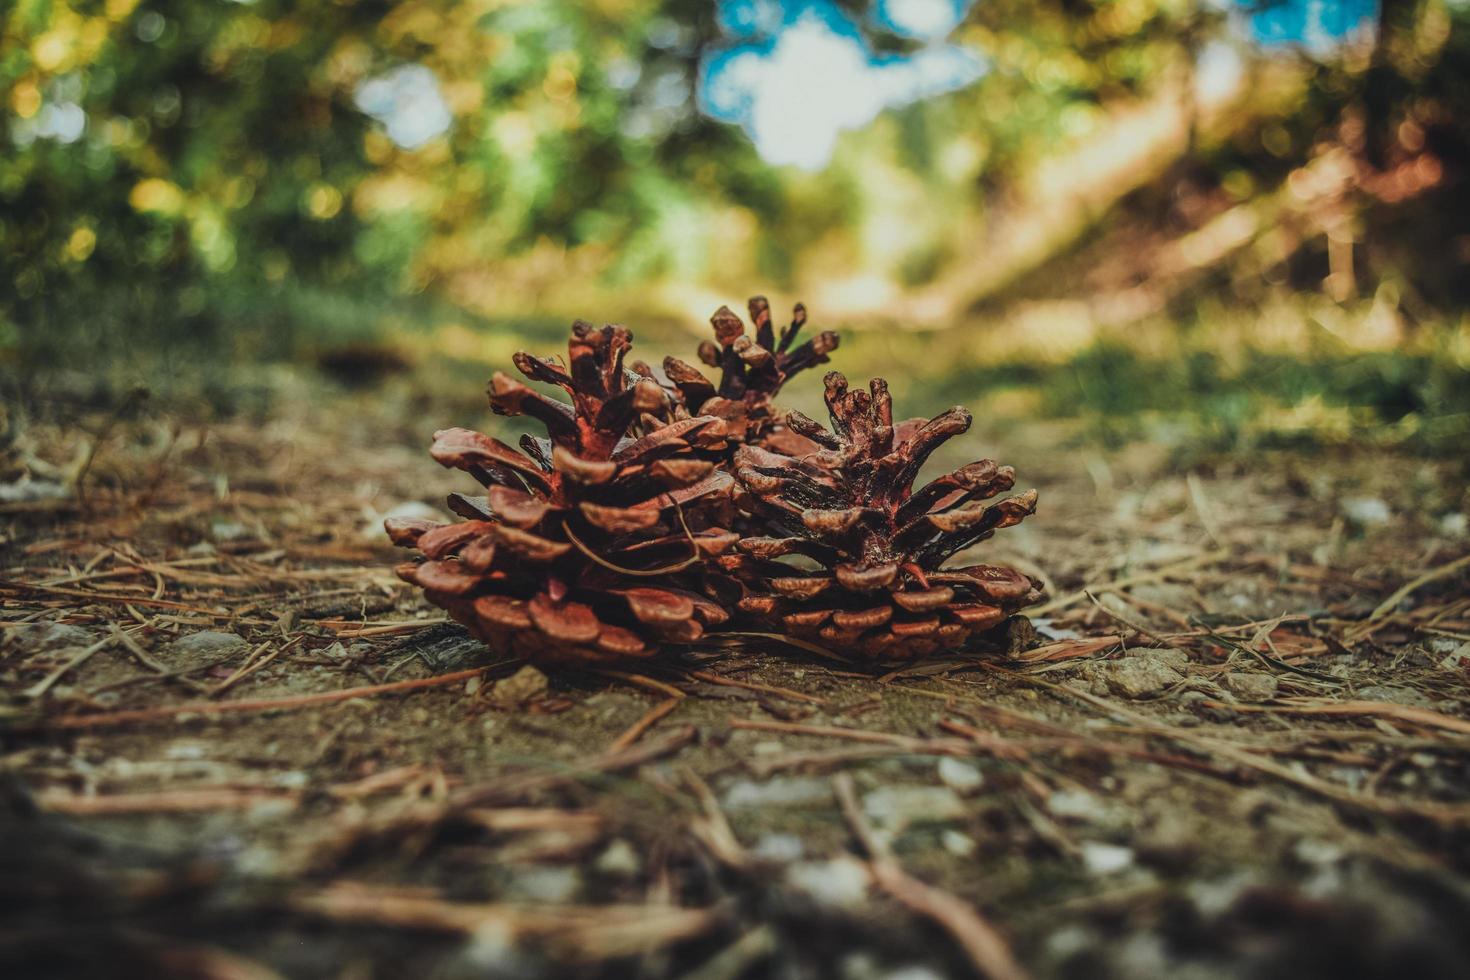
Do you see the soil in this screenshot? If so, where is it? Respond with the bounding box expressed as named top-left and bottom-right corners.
top-left (3, 378), bottom-right (1469, 980)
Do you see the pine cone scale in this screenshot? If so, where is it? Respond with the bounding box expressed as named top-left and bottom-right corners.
top-left (391, 302), bottom-right (1045, 666)
top-left (430, 428), bottom-right (553, 492)
top-left (725, 372), bottom-right (1043, 661)
top-left (391, 323), bottom-right (737, 665)
top-left (665, 298), bottom-right (839, 446)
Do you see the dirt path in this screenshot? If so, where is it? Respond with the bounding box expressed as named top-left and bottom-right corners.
top-left (3, 389), bottom-right (1468, 979)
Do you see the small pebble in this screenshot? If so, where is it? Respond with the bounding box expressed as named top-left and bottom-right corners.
top-left (593, 839), bottom-right (641, 876)
top-left (1095, 655), bottom-right (1183, 699)
top-left (1293, 838), bottom-right (1344, 866)
top-left (1129, 646), bottom-right (1190, 668)
top-left (1438, 643), bottom-right (1470, 671)
top-left (1080, 841), bottom-right (1134, 874)
top-left (1355, 684), bottom-right (1431, 707)
top-left (6, 622), bottom-right (96, 654)
top-left (503, 867), bottom-right (579, 903)
top-left (752, 833), bottom-right (805, 862)
top-left (862, 785), bottom-right (965, 829)
top-left (489, 665), bottom-right (548, 706)
top-left (724, 777), bottom-right (831, 808)
top-left (1221, 671), bottom-right (1279, 702)
top-left (937, 757), bottom-right (984, 794)
top-left (210, 519), bottom-right (250, 541)
top-left (786, 857), bottom-right (870, 909)
top-left (1340, 496), bottom-right (1391, 527)
top-left (1047, 788), bottom-right (1122, 826)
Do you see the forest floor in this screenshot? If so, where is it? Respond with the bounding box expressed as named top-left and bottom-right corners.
top-left (3, 374), bottom-right (1469, 980)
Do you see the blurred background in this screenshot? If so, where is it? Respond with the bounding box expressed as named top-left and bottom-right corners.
top-left (3, 0), bottom-right (1468, 453)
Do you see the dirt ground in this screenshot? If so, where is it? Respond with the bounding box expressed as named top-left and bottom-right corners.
top-left (3, 378), bottom-right (1469, 980)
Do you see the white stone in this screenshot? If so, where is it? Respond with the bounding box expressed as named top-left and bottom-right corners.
top-left (724, 777), bottom-right (831, 808)
top-left (1340, 496), bottom-right (1391, 526)
top-left (1080, 841), bottom-right (1134, 874)
top-left (489, 665), bottom-right (548, 705)
top-left (751, 833), bottom-right (805, 862)
top-left (171, 631), bottom-right (249, 659)
top-left (1047, 789), bottom-right (1120, 825)
top-left (594, 839), bottom-right (641, 875)
top-left (7, 622), bottom-right (96, 653)
top-left (1293, 838), bottom-right (1344, 865)
top-left (504, 866), bottom-right (579, 903)
top-left (861, 785), bottom-right (965, 829)
top-left (1439, 642), bottom-right (1470, 671)
top-left (1097, 656), bottom-right (1184, 699)
top-left (1221, 671), bottom-right (1279, 702)
top-left (937, 757), bottom-right (984, 793)
top-left (786, 856), bottom-right (870, 909)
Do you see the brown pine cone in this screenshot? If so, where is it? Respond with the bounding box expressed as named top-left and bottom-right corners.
top-left (723, 371), bottom-right (1042, 661)
top-left (662, 296), bottom-right (838, 450)
top-left (387, 322), bottom-right (739, 665)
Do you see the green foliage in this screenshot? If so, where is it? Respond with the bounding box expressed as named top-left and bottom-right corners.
top-left (929, 339), bottom-right (1470, 455)
top-left (3, 0), bottom-right (399, 361)
top-left (0, 0), bottom-right (777, 364)
top-left (3, 0), bottom-right (1466, 440)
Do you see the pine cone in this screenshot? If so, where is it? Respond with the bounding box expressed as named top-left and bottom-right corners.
top-left (662, 297), bottom-right (839, 450)
top-left (387, 322), bottom-right (739, 665)
top-left (724, 372), bottom-right (1042, 661)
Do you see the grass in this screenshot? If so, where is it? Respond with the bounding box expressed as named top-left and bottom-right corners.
top-left (10, 283), bottom-right (1470, 459)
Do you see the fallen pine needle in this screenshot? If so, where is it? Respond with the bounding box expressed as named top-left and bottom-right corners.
top-left (1350, 552), bottom-right (1470, 641)
top-left (695, 630), bottom-right (851, 663)
top-left (0, 578), bottom-right (229, 615)
top-left (29, 666), bottom-right (493, 730)
top-left (1202, 699), bottom-right (1470, 738)
top-left (833, 773), bottom-right (1030, 980)
top-left (325, 618), bottom-right (449, 638)
top-left (326, 764), bottom-right (435, 800)
top-left (1026, 550), bottom-right (1230, 617)
top-left (1012, 634), bottom-right (1124, 663)
top-left (38, 787), bottom-right (300, 814)
top-left (608, 698), bottom-right (681, 752)
top-left (209, 636), bottom-right (304, 698)
top-left (681, 767), bottom-right (749, 870)
top-left (451, 724), bottom-right (700, 809)
top-left (730, 716), bottom-right (968, 751)
top-left (290, 881), bottom-right (727, 962)
top-left (591, 668), bottom-right (687, 700)
top-left (689, 669), bottom-right (828, 704)
top-left (23, 632), bottom-right (116, 698)
top-left (978, 663), bottom-right (1470, 827)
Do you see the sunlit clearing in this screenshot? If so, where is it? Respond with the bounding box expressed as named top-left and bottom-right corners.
top-left (1193, 40), bottom-right (1245, 108)
top-left (701, 0), bottom-right (984, 170)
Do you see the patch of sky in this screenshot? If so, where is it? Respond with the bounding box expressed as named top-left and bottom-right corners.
top-left (872, 0), bottom-right (971, 40)
top-left (699, 0), bottom-right (985, 170)
top-left (1237, 0), bottom-right (1380, 54)
top-left (10, 74), bottom-right (88, 147)
top-left (354, 64), bottom-right (453, 151)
